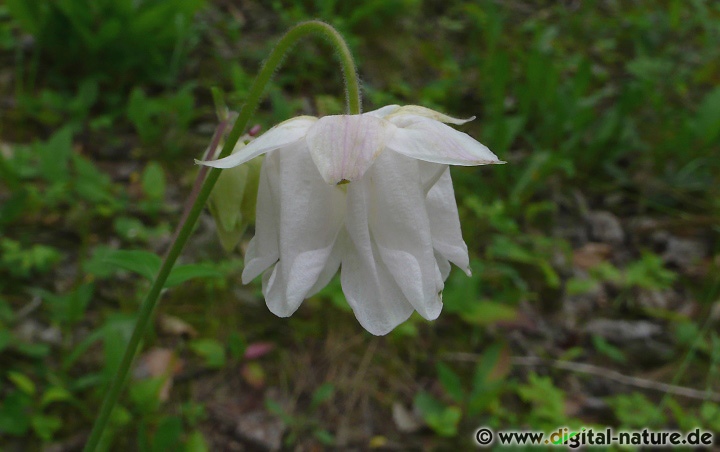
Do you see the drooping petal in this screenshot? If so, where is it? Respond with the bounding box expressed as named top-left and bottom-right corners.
top-left (241, 151), bottom-right (280, 283)
top-left (342, 183), bottom-right (414, 335)
top-left (418, 161), bottom-right (447, 195)
top-left (364, 152), bottom-right (444, 321)
top-left (435, 252), bottom-right (452, 281)
top-left (196, 116), bottom-right (317, 169)
top-left (425, 168), bottom-right (471, 275)
top-left (386, 105), bottom-right (474, 125)
top-left (306, 238), bottom-right (343, 297)
top-left (257, 145), bottom-right (346, 317)
top-left (385, 114), bottom-right (503, 166)
top-left (305, 114), bottom-right (391, 184)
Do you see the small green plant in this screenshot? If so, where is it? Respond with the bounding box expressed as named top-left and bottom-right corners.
top-left (414, 343), bottom-right (508, 437)
top-left (127, 86), bottom-right (197, 154)
top-left (0, 238), bottom-right (61, 278)
top-left (0, 371), bottom-right (74, 442)
top-left (266, 383), bottom-right (336, 446)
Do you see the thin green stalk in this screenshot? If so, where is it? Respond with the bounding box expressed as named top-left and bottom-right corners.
top-left (83, 21), bottom-right (361, 451)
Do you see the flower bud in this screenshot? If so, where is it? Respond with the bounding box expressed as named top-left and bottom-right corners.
top-left (208, 144), bottom-right (263, 252)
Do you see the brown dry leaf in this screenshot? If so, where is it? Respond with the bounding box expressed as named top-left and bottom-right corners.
top-left (488, 343), bottom-right (512, 382)
top-left (241, 362), bottom-right (266, 389)
top-left (134, 347), bottom-right (184, 402)
top-left (158, 314), bottom-right (198, 338)
top-left (391, 402), bottom-right (421, 433)
top-left (572, 242), bottom-right (613, 270)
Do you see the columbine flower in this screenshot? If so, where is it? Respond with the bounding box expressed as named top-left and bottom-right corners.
top-left (198, 105), bottom-right (502, 335)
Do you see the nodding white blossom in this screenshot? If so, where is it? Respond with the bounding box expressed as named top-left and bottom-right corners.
top-left (198, 105), bottom-right (502, 335)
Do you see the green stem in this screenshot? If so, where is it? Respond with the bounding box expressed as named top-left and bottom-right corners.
top-left (83, 21), bottom-right (361, 451)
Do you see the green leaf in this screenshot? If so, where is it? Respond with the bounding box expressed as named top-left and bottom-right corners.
top-left (472, 343), bottom-right (503, 390)
top-left (591, 335), bottom-right (627, 363)
top-left (608, 392), bottom-right (665, 428)
top-left (517, 373), bottom-right (567, 425)
top-left (227, 331), bottom-right (246, 360)
top-left (436, 362), bottom-right (464, 403)
top-left (31, 414), bottom-right (62, 441)
top-left (101, 249), bottom-right (161, 281)
top-left (37, 283), bottom-right (94, 325)
top-left (313, 429), bottom-right (335, 445)
top-left (693, 86), bottom-right (720, 145)
top-left (130, 377), bottom-right (166, 414)
top-left (142, 162), bottom-right (166, 201)
top-left (8, 371), bottom-right (35, 395)
top-left (0, 391), bottom-right (32, 435)
top-left (459, 300), bottom-right (517, 326)
top-left (185, 430), bottom-right (210, 452)
top-left (152, 416), bottom-right (183, 452)
top-left (5, 0), bottom-right (45, 35)
top-left (0, 297), bottom-right (14, 323)
top-left (38, 126), bottom-right (73, 184)
top-left (0, 329), bottom-right (12, 353)
top-left (102, 315), bottom-right (137, 381)
top-left (41, 386), bottom-right (73, 408)
top-left (413, 391), bottom-right (461, 437)
top-left (211, 87), bottom-right (228, 122)
top-left (165, 264), bottom-right (223, 288)
top-left (624, 252), bottom-right (676, 290)
top-left (72, 154), bottom-right (116, 205)
top-left (189, 339), bottom-right (226, 369)
top-left (14, 341), bottom-right (50, 358)
top-left (310, 383), bottom-right (335, 410)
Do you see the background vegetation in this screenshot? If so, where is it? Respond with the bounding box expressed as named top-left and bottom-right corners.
top-left (1, 0), bottom-right (719, 449)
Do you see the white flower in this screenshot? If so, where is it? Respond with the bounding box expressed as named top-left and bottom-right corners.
top-left (197, 105), bottom-right (502, 335)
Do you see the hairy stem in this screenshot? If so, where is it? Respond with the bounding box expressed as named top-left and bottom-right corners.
top-left (84, 20), bottom-right (360, 451)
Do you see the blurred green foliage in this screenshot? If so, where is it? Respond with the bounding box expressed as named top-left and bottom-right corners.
top-left (6, 0), bottom-right (205, 87)
top-left (1, 0), bottom-right (719, 449)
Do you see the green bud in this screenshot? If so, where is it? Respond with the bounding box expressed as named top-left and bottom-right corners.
top-left (208, 144), bottom-right (263, 252)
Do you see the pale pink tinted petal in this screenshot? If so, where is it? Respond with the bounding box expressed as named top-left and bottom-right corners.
top-left (386, 114), bottom-right (501, 166)
top-left (196, 116), bottom-right (317, 169)
top-left (305, 114), bottom-right (390, 184)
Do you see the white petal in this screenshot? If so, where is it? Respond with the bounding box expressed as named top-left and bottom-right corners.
top-left (305, 114), bottom-right (391, 184)
top-left (306, 239), bottom-right (343, 297)
top-left (425, 168), bottom-right (471, 275)
top-left (260, 144), bottom-right (345, 316)
top-left (342, 187), bottom-right (414, 335)
top-left (418, 161), bottom-right (447, 195)
top-left (196, 116), bottom-right (317, 169)
top-left (386, 105), bottom-right (474, 125)
top-left (385, 114), bottom-right (502, 166)
top-left (241, 151), bottom-right (280, 283)
top-left (435, 252), bottom-right (451, 280)
top-left (364, 104), bottom-right (401, 118)
top-left (364, 152), bottom-right (444, 321)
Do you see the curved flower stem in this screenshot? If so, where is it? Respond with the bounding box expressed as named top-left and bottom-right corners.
top-left (83, 21), bottom-right (361, 452)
